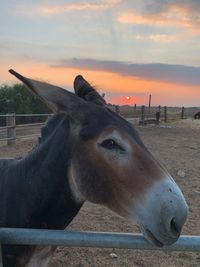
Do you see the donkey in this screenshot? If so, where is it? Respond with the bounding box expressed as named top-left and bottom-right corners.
top-left (0, 69), bottom-right (188, 267)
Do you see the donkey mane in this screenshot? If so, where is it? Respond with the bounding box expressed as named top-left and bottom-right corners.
top-left (39, 114), bottom-right (66, 144)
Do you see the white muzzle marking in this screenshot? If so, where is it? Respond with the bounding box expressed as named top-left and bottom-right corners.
top-left (129, 176), bottom-right (188, 246)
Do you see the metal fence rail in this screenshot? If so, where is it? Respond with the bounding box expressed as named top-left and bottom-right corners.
top-left (0, 228), bottom-right (200, 252)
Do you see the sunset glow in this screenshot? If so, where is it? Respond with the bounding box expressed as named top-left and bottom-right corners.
top-left (0, 1), bottom-right (200, 106)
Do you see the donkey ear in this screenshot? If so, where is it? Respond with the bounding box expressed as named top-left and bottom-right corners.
top-left (9, 69), bottom-right (87, 113)
top-left (74, 75), bottom-right (106, 106)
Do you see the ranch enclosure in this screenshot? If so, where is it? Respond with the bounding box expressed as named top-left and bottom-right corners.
top-left (0, 106), bottom-right (199, 145)
top-left (0, 114), bottom-right (199, 267)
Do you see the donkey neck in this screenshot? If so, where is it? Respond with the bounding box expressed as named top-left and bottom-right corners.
top-left (2, 114), bottom-right (83, 229)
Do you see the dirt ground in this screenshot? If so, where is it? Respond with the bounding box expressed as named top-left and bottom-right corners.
top-left (0, 119), bottom-right (200, 267)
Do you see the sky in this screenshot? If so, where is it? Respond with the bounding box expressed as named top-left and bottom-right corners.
top-left (0, 0), bottom-right (200, 106)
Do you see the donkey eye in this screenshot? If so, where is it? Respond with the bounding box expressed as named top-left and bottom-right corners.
top-left (100, 139), bottom-right (124, 151)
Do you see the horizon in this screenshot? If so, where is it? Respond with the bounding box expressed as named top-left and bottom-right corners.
top-left (1, 1), bottom-right (200, 107)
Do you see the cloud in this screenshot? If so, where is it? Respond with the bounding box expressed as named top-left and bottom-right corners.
top-left (144, 0), bottom-right (200, 15)
top-left (118, 13), bottom-right (181, 27)
top-left (118, 0), bottom-right (200, 34)
top-left (52, 58), bottom-right (200, 86)
top-left (135, 34), bottom-right (177, 43)
top-left (37, 0), bottom-right (121, 15)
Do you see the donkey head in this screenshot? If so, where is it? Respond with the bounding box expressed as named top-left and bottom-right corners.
top-left (9, 69), bottom-right (188, 247)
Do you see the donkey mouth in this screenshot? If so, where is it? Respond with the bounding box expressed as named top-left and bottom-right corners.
top-left (144, 228), bottom-right (164, 247)
top-left (140, 225), bottom-right (164, 247)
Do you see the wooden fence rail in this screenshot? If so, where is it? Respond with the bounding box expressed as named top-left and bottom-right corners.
top-left (114, 105), bottom-right (187, 124)
top-left (0, 108), bottom-right (188, 145)
top-left (0, 114), bottom-right (51, 145)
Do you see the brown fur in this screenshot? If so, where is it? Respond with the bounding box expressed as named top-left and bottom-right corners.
top-left (70, 126), bottom-right (166, 217)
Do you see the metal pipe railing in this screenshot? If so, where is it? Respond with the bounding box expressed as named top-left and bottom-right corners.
top-left (0, 228), bottom-right (200, 252)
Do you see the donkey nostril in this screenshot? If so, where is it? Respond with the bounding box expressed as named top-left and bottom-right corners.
top-left (170, 218), bottom-right (181, 236)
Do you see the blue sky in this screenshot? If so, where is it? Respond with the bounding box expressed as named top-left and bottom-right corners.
top-left (1, 0), bottom-right (200, 106)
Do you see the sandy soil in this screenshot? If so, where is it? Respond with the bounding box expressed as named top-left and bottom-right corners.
top-left (0, 119), bottom-right (199, 267)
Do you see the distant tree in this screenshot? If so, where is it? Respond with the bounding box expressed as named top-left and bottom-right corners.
top-left (0, 83), bottom-right (50, 115)
top-left (0, 84), bottom-right (51, 124)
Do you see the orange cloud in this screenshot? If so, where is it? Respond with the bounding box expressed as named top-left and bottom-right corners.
top-left (135, 34), bottom-right (177, 43)
top-left (53, 58), bottom-right (200, 86)
top-left (1, 58), bottom-right (200, 107)
top-left (38, 0), bottom-right (121, 15)
top-left (118, 12), bottom-right (186, 28)
top-left (118, 3), bottom-right (200, 35)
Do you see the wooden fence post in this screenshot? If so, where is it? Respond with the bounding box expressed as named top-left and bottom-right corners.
top-left (6, 113), bottom-right (16, 145)
top-left (156, 112), bottom-right (160, 125)
top-left (148, 94), bottom-right (151, 113)
top-left (134, 104), bottom-right (137, 110)
top-left (156, 106), bottom-right (161, 124)
top-left (181, 107), bottom-right (185, 119)
top-left (141, 105), bottom-right (145, 125)
top-left (115, 105), bottom-right (119, 114)
top-left (164, 106), bottom-right (167, 122)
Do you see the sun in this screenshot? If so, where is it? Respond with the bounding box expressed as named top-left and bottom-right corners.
top-left (125, 96), bottom-right (130, 100)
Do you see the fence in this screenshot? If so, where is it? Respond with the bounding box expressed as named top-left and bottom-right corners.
top-left (1, 228), bottom-right (200, 251)
top-left (0, 114), bottom-right (51, 145)
top-left (0, 228), bottom-right (199, 266)
top-left (112, 105), bottom-right (188, 125)
top-left (0, 229), bottom-right (200, 266)
top-left (0, 106), bottom-right (198, 145)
